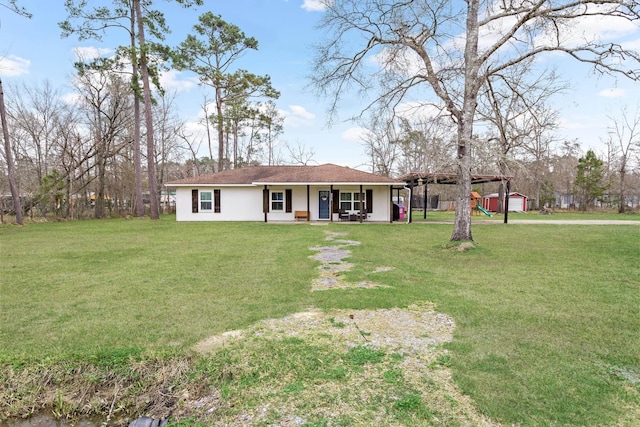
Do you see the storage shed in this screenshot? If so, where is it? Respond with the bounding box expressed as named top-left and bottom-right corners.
top-left (483, 192), bottom-right (528, 212)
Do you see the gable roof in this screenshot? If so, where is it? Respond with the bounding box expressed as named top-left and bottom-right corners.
top-left (166, 164), bottom-right (402, 186)
top-left (484, 192), bottom-right (528, 198)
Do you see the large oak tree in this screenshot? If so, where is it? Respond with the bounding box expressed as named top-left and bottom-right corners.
top-left (312, 0), bottom-right (640, 241)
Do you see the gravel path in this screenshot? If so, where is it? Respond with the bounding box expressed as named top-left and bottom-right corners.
top-left (191, 230), bottom-right (499, 426)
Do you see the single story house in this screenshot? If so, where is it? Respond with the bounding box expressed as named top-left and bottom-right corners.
top-left (166, 164), bottom-right (403, 222)
top-left (482, 192), bottom-right (528, 212)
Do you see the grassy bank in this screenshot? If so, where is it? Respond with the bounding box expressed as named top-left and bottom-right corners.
top-left (1, 217), bottom-right (639, 425)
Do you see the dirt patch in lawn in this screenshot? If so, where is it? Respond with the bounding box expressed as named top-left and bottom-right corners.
top-left (309, 231), bottom-right (393, 291)
top-left (189, 303), bottom-right (499, 426)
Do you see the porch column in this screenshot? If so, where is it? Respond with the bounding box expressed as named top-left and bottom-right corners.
top-left (424, 180), bottom-right (427, 219)
top-left (359, 185), bottom-right (363, 223)
top-left (408, 182), bottom-right (413, 223)
top-left (306, 185), bottom-right (310, 222)
top-left (389, 187), bottom-right (393, 223)
top-left (263, 185), bottom-right (268, 223)
top-left (330, 185), bottom-right (334, 222)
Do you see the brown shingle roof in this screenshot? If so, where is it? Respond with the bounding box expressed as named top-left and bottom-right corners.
top-left (167, 164), bottom-right (401, 186)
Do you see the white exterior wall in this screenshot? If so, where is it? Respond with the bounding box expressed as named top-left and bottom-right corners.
top-left (174, 184), bottom-right (393, 222)
top-left (175, 186), bottom-right (264, 221)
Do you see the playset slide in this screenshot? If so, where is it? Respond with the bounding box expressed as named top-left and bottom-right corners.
top-left (476, 205), bottom-right (493, 217)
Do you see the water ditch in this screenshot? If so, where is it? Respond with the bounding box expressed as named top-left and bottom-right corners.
top-left (0, 413), bottom-right (106, 427)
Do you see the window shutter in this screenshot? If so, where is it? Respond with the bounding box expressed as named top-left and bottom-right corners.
top-left (366, 189), bottom-right (373, 213)
top-left (285, 189), bottom-right (292, 213)
top-left (263, 188), bottom-right (269, 213)
top-left (191, 189), bottom-right (198, 213)
top-left (332, 189), bottom-right (339, 212)
top-left (214, 189), bottom-right (221, 213)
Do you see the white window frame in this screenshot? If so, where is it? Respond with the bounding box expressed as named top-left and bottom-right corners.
top-left (200, 191), bottom-right (213, 211)
top-left (340, 192), bottom-right (365, 211)
top-left (271, 191), bottom-right (284, 211)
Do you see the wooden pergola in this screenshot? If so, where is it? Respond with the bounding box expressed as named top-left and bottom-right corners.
top-left (399, 172), bottom-right (514, 223)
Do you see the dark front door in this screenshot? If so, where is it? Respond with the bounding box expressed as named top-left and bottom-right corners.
top-left (318, 191), bottom-right (330, 219)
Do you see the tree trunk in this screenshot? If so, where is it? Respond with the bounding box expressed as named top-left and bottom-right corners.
top-left (0, 78), bottom-right (23, 225)
top-left (216, 86), bottom-right (224, 172)
top-left (497, 182), bottom-right (505, 213)
top-left (95, 123), bottom-right (106, 219)
top-left (201, 101), bottom-right (215, 173)
top-left (233, 120), bottom-right (238, 169)
top-left (619, 163), bottom-right (626, 213)
top-left (451, 0), bottom-right (479, 242)
top-left (451, 119), bottom-right (473, 241)
top-left (133, 92), bottom-right (145, 216)
top-left (134, 0), bottom-right (159, 220)
top-left (130, 4), bottom-right (145, 217)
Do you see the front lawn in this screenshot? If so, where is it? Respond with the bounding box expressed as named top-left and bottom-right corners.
top-left (1, 217), bottom-right (638, 426)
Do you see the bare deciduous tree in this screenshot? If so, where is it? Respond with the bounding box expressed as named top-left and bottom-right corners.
top-left (75, 68), bottom-right (133, 218)
top-left (286, 140), bottom-right (317, 166)
top-left (61, 0), bottom-right (171, 218)
top-left (0, 78), bottom-right (23, 224)
top-left (478, 62), bottom-right (564, 212)
top-left (604, 105), bottom-right (640, 212)
top-left (312, 0), bottom-right (640, 240)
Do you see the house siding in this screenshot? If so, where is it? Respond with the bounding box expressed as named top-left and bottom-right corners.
top-left (176, 186), bottom-right (265, 221)
top-left (175, 185), bottom-right (393, 222)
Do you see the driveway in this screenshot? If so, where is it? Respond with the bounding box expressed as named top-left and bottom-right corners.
top-left (494, 220), bottom-right (640, 225)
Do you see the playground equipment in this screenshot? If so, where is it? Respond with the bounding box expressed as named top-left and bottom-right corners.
top-left (476, 205), bottom-right (493, 217)
top-left (470, 191), bottom-right (493, 216)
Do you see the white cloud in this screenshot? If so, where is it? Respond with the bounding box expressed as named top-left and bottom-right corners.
top-left (396, 101), bottom-right (446, 121)
top-left (558, 115), bottom-right (591, 131)
top-left (159, 69), bottom-right (197, 93)
top-left (283, 104), bottom-right (316, 127)
top-left (599, 88), bottom-right (625, 98)
top-left (621, 37), bottom-right (640, 52)
top-left (341, 127), bottom-right (367, 143)
top-left (61, 92), bottom-right (82, 105)
top-left (301, 0), bottom-right (328, 12)
top-left (0, 55), bottom-right (30, 77)
top-left (72, 46), bottom-right (114, 61)
top-left (534, 5), bottom-right (639, 49)
top-left (289, 104), bottom-right (315, 119)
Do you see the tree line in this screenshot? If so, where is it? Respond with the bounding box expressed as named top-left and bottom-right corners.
top-left (2, 1), bottom-right (640, 236)
top-left (1, 0), bottom-right (291, 223)
top-left (360, 105), bottom-right (639, 213)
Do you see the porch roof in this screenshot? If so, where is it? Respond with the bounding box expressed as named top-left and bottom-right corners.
top-left (400, 172), bottom-right (513, 187)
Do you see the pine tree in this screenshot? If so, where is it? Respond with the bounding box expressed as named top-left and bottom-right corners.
top-left (574, 150), bottom-right (608, 211)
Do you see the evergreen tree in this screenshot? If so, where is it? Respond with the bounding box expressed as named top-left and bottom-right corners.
top-left (574, 150), bottom-right (608, 211)
top-left (174, 12), bottom-right (279, 172)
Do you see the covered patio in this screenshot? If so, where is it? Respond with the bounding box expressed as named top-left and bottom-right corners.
top-left (399, 172), bottom-right (514, 223)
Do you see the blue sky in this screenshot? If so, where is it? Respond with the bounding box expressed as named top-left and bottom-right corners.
top-left (1, 0), bottom-right (639, 171)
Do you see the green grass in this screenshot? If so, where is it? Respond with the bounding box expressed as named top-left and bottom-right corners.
top-left (411, 209), bottom-right (640, 222)
top-left (0, 218), bottom-right (320, 361)
top-left (1, 215), bottom-right (639, 426)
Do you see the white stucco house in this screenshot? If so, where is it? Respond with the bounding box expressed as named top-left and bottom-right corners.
top-left (166, 164), bottom-right (403, 222)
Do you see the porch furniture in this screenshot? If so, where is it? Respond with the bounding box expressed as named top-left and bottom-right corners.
top-left (338, 209), bottom-right (350, 221)
top-left (294, 210), bottom-right (309, 221)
